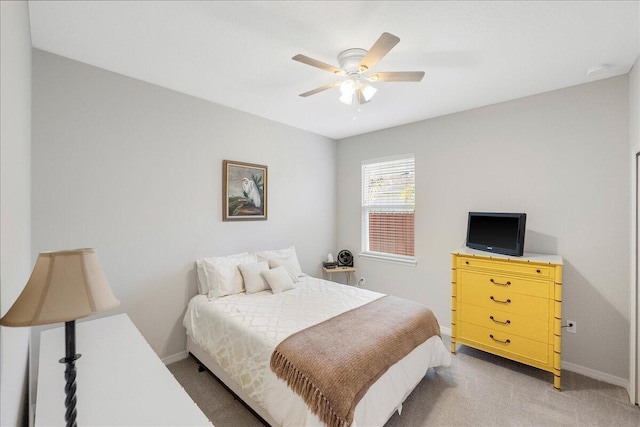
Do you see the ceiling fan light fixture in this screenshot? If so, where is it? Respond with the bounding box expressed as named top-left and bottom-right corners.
top-left (356, 90), bottom-right (368, 105)
top-left (360, 83), bottom-right (377, 101)
top-left (339, 93), bottom-right (353, 105)
top-left (340, 79), bottom-right (356, 97)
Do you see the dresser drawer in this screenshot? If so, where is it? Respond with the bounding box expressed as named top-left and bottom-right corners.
top-left (456, 256), bottom-right (554, 280)
top-left (458, 270), bottom-right (550, 299)
top-left (458, 302), bottom-right (549, 343)
top-left (458, 283), bottom-right (549, 321)
top-left (458, 322), bottom-right (549, 364)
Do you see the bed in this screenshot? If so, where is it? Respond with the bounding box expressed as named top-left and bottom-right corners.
top-left (183, 260), bottom-right (451, 427)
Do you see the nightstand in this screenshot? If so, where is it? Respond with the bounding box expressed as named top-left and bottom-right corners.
top-left (323, 266), bottom-right (356, 285)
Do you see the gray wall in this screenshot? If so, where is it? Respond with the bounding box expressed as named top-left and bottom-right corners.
top-left (337, 76), bottom-right (631, 381)
top-left (632, 54), bottom-right (639, 152)
top-left (0, 1), bottom-right (32, 425)
top-left (31, 50), bottom-right (337, 362)
top-left (630, 53), bottom-right (639, 402)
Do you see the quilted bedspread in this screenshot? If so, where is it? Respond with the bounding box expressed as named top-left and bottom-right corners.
top-left (183, 276), bottom-right (383, 407)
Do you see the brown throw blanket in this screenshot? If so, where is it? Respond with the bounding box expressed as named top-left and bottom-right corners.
top-left (270, 295), bottom-right (441, 427)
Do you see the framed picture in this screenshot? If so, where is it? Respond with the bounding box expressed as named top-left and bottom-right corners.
top-left (223, 160), bottom-right (268, 221)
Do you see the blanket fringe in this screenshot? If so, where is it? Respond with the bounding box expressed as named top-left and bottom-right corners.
top-left (271, 350), bottom-right (350, 427)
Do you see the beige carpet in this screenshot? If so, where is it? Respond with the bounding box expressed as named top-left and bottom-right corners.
top-left (168, 335), bottom-right (640, 426)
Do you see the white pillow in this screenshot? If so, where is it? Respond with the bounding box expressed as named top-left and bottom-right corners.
top-left (196, 252), bottom-right (248, 294)
top-left (254, 247), bottom-right (303, 281)
top-left (196, 252), bottom-right (257, 298)
top-left (238, 261), bottom-right (270, 294)
top-left (262, 266), bottom-right (295, 294)
top-left (196, 261), bottom-right (208, 294)
top-left (269, 258), bottom-right (301, 282)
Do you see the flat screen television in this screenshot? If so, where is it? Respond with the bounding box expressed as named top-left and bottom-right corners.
top-left (466, 212), bottom-right (526, 256)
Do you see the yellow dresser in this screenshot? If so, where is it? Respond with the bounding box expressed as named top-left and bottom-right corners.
top-left (451, 247), bottom-right (563, 390)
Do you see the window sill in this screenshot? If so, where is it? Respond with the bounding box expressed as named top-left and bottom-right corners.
top-left (358, 252), bottom-right (417, 266)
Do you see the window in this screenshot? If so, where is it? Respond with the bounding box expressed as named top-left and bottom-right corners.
top-left (361, 154), bottom-right (415, 263)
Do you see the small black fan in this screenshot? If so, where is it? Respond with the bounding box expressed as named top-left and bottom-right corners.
top-left (337, 250), bottom-right (353, 267)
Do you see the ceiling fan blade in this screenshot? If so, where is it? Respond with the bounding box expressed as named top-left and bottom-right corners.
top-left (359, 32), bottom-right (400, 71)
top-left (299, 81), bottom-right (341, 97)
top-left (369, 71), bottom-right (425, 82)
top-left (292, 54), bottom-right (342, 75)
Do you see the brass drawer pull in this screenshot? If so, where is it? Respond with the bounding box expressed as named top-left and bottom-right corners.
top-left (489, 334), bottom-right (511, 344)
top-left (490, 296), bottom-right (511, 304)
top-left (489, 316), bottom-right (511, 325)
top-left (490, 278), bottom-right (511, 286)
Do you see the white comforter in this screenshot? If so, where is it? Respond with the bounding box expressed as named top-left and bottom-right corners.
top-left (183, 276), bottom-right (451, 426)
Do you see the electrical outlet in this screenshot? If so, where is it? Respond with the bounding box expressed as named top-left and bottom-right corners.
top-left (566, 320), bottom-right (577, 333)
top-left (358, 277), bottom-right (365, 287)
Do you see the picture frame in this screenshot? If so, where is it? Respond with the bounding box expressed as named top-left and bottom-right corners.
top-left (222, 160), bottom-right (268, 221)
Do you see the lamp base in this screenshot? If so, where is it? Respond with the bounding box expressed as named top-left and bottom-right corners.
top-left (58, 354), bottom-right (81, 364)
top-left (58, 321), bottom-right (81, 427)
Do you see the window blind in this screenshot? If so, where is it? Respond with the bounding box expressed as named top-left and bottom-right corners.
top-left (362, 155), bottom-right (415, 258)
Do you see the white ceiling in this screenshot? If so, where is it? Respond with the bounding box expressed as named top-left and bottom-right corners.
top-left (28, 1), bottom-right (639, 140)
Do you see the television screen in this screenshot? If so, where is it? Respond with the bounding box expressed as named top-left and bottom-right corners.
top-left (466, 212), bottom-right (526, 256)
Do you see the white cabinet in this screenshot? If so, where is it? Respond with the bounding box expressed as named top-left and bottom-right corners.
top-left (36, 314), bottom-right (211, 426)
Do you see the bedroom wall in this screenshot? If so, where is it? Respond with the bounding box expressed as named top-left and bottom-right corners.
top-left (31, 50), bottom-right (337, 362)
top-left (336, 76), bottom-right (631, 383)
top-left (633, 60), bottom-right (640, 158)
top-left (0, 1), bottom-right (32, 425)
top-left (630, 53), bottom-right (640, 403)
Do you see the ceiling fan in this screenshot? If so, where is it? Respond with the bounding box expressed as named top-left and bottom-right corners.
top-left (293, 32), bottom-right (424, 106)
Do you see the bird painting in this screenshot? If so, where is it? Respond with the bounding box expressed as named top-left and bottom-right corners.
top-left (223, 160), bottom-right (267, 221)
top-left (241, 177), bottom-right (262, 208)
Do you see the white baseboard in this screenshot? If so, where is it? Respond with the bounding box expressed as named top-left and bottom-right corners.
top-left (440, 326), bottom-right (452, 336)
top-left (562, 361), bottom-right (629, 391)
top-left (162, 350), bottom-right (188, 365)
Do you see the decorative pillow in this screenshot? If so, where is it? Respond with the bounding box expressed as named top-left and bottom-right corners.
top-left (254, 247), bottom-right (303, 281)
top-left (262, 266), bottom-right (295, 294)
top-left (269, 258), bottom-right (301, 282)
top-left (238, 261), bottom-right (270, 294)
top-left (196, 252), bottom-right (257, 298)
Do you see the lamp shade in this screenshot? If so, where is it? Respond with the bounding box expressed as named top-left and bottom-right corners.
top-left (0, 248), bottom-right (120, 327)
